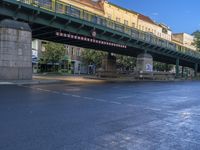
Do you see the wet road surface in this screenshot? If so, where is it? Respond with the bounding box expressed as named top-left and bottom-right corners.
top-left (1, 81), bottom-right (200, 150)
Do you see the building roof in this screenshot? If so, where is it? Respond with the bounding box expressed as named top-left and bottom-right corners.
top-left (173, 33), bottom-right (194, 37)
top-left (107, 1), bottom-right (138, 15)
top-left (108, 2), bottom-right (159, 26)
top-left (138, 14), bottom-right (156, 25)
top-left (72, 0), bottom-right (105, 12)
top-left (107, 1), bottom-right (171, 29)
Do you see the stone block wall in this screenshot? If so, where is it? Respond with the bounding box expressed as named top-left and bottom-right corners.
top-left (0, 20), bottom-right (32, 80)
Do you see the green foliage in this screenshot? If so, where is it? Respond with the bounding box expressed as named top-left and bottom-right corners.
top-left (154, 62), bottom-right (173, 71)
top-left (116, 55), bottom-right (136, 70)
top-left (40, 42), bottom-right (66, 64)
top-left (81, 49), bottom-right (136, 70)
top-left (81, 49), bottom-right (106, 67)
top-left (192, 30), bottom-right (200, 51)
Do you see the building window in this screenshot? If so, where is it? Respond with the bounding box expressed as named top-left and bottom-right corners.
top-left (142, 26), bottom-right (144, 31)
top-left (83, 12), bottom-right (90, 21)
top-left (56, 3), bottom-right (64, 13)
top-left (108, 14), bottom-right (112, 19)
top-left (132, 23), bottom-right (135, 28)
top-left (124, 20), bottom-right (128, 25)
top-left (116, 17), bottom-right (120, 22)
top-left (37, 0), bottom-right (52, 9)
top-left (67, 6), bottom-right (80, 18)
top-left (162, 28), bottom-right (168, 34)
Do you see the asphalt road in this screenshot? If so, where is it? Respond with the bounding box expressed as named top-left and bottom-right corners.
top-left (1, 81), bottom-right (200, 150)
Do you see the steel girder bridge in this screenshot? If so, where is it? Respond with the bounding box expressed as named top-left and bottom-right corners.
top-left (0, 0), bottom-right (200, 75)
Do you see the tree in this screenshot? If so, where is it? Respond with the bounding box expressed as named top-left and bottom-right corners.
top-left (154, 61), bottom-right (173, 72)
top-left (82, 49), bottom-right (136, 71)
top-left (40, 42), bottom-right (66, 71)
top-left (81, 49), bottom-right (106, 67)
top-left (192, 30), bottom-right (200, 51)
top-left (116, 55), bottom-right (136, 71)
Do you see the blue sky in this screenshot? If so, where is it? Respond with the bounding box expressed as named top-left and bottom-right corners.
top-left (109, 0), bottom-right (200, 34)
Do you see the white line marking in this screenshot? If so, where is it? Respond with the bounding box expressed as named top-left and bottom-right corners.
top-left (109, 101), bottom-right (122, 105)
top-left (83, 97), bottom-right (93, 100)
top-left (117, 96), bottom-right (133, 99)
top-left (127, 104), bottom-right (137, 107)
top-left (0, 82), bottom-right (13, 85)
top-left (71, 95), bottom-right (81, 98)
top-left (62, 93), bottom-right (69, 95)
top-left (37, 88), bottom-right (51, 92)
top-left (36, 88), bottom-right (44, 91)
top-left (51, 91), bottom-right (60, 94)
top-left (144, 107), bottom-right (161, 111)
top-left (95, 99), bottom-right (107, 102)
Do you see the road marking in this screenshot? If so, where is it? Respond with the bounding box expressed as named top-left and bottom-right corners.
top-left (71, 95), bottom-right (81, 98)
top-left (62, 93), bottom-right (69, 95)
top-left (95, 99), bottom-right (107, 102)
top-left (50, 91), bottom-right (59, 94)
top-left (127, 104), bottom-right (137, 107)
top-left (83, 97), bottom-right (94, 100)
top-left (144, 107), bottom-right (162, 111)
top-left (36, 88), bottom-right (51, 92)
top-left (0, 82), bottom-right (13, 85)
top-left (19, 85), bottom-right (165, 109)
top-left (117, 96), bottom-right (133, 99)
top-left (36, 88), bottom-right (45, 91)
top-left (109, 101), bottom-right (122, 105)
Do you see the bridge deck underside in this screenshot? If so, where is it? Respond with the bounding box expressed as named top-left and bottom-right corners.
top-left (0, 0), bottom-right (200, 71)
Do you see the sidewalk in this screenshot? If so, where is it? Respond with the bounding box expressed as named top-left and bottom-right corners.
top-left (33, 75), bottom-right (176, 83)
top-left (0, 74), bottom-right (192, 85)
top-left (34, 74), bottom-right (194, 83)
top-left (0, 75), bottom-right (106, 85)
top-left (0, 78), bottom-right (62, 85)
top-left (33, 75), bottom-right (107, 83)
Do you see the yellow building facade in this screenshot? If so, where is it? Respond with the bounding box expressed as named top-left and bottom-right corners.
top-left (60, 0), bottom-right (105, 16)
top-left (60, 0), bottom-right (172, 41)
top-left (56, 0), bottom-right (196, 51)
top-left (172, 33), bottom-right (196, 50)
top-left (137, 14), bottom-right (172, 41)
top-left (103, 2), bottom-right (138, 28)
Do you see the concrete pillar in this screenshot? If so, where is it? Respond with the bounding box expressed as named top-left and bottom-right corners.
top-left (102, 53), bottom-right (116, 72)
top-left (194, 63), bottom-right (198, 77)
top-left (0, 19), bottom-right (32, 80)
top-left (100, 53), bottom-right (117, 77)
top-left (175, 58), bottom-right (179, 78)
top-left (136, 53), bottom-right (153, 72)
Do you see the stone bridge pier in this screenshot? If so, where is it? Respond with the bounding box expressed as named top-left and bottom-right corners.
top-left (99, 53), bottom-right (117, 77)
top-left (136, 53), bottom-right (153, 72)
top-left (0, 19), bottom-right (32, 80)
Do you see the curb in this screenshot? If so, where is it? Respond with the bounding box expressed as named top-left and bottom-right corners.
top-left (0, 80), bottom-right (63, 85)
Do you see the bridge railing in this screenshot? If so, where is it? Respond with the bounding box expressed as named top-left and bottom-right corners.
top-left (17, 0), bottom-right (200, 59)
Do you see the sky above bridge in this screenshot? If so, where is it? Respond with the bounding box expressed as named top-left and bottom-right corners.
top-left (109, 0), bottom-right (200, 34)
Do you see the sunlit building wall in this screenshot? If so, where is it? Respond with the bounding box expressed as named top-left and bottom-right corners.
top-left (60, 0), bottom-right (105, 16)
top-left (172, 33), bottom-right (196, 51)
top-left (103, 2), bottom-right (138, 28)
top-left (60, 0), bottom-right (172, 41)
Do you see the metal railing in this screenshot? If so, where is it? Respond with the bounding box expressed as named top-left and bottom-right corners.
top-left (17, 0), bottom-right (200, 59)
